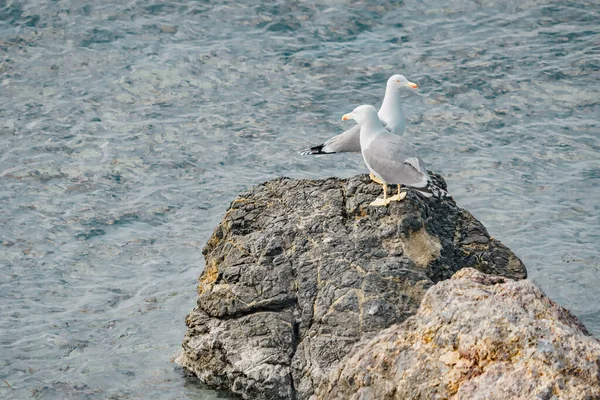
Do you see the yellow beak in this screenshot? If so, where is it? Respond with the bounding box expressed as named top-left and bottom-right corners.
top-left (342, 113), bottom-right (352, 121)
top-left (406, 81), bottom-right (418, 89)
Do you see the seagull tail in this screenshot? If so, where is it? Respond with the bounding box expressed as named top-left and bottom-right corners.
top-left (413, 182), bottom-right (451, 199)
top-left (299, 143), bottom-right (335, 155)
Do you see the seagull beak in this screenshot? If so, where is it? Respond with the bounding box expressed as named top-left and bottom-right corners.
top-left (406, 81), bottom-right (418, 89)
top-left (342, 113), bottom-right (353, 121)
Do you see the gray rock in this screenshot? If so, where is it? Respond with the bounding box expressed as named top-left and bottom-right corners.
top-left (176, 174), bottom-right (527, 399)
top-left (316, 268), bottom-right (600, 400)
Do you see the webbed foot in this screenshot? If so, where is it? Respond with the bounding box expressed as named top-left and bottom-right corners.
top-left (369, 197), bottom-right (389, 207)
top-left (388, 191), bottom-right (407, 202)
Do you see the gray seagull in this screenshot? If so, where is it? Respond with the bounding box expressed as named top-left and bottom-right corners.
top-left (342, 104), bottom-right (449, 206)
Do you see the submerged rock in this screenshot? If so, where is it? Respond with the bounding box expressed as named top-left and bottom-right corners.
top-left (177, 174), bottom-right (527, 399)
top-left (316, 268), bottom-right (600, 400)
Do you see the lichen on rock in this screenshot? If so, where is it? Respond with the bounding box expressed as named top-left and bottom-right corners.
top-left (177, 174), bottom-right (528, 399)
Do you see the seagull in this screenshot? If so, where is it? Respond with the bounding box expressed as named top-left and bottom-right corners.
top-left (341, 105), bottom-right (449, 206)
top-left (299, 74), bottom-right (418, 156)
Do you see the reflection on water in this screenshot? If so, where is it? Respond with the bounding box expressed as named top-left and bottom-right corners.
top-left (1, 0), bottom-right (598, 398)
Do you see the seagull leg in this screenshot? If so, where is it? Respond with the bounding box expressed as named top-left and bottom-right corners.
top-left (384, 183), bottom-right (391, 205)
top-left (389, 184), bottom-right (407, 202)
top-left (370, 182), bottom-right (389, 206)
top-left (369, 173), bottom-right (383, 185)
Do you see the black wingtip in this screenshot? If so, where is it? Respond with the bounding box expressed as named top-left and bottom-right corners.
top-left (299, 144), bottom-right (335, 155)
top-left (429, 183), bottom-right (451, 199)
top-left (413, 183), bottom-right (451, 199)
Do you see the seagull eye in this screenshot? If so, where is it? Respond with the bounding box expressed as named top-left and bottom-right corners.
top-left (396, 80), bottom-right (400, 83)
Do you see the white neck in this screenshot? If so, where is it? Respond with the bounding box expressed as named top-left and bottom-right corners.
top-left (359, 112), bottom-right (384, 149)
top-left (378, 88), bottom-right (406, 134)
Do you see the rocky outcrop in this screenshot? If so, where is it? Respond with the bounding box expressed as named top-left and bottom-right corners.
top-left (316, 268), bottom-right (600, 400)
top-left (177, 174), bottom-right (527, 399)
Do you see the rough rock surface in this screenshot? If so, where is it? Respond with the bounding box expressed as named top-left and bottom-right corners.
top-left (177, 175), bottom-right (527, 400)
top-left (316, 268), bottom-right (600, 400)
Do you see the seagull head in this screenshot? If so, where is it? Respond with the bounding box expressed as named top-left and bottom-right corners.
top-left (387, 74), bottom-right (418, 90)
top-left (342, 105), bottom-right (378, 124)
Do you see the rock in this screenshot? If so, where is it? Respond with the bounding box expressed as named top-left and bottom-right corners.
top-left (315, 268), bottom-right (600, 400)
top-left (177, 174), bottom-right (527, 400)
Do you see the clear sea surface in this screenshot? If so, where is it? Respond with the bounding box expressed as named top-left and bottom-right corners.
top-left (1, 0), bottom-right (598, 398)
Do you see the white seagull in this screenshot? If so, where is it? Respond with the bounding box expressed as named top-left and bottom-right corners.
top-left (300, 74), bottom-right (417, 156)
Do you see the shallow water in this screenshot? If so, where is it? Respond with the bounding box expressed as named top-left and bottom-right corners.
top-left (0, 0), bottom-right (598, 398)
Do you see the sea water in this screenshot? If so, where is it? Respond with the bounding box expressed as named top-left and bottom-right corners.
top-left (1, 0), bottom-right (598, 398)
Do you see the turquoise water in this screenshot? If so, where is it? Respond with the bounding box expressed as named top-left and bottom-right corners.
top-left (0, 0), bottom-right (598, 398)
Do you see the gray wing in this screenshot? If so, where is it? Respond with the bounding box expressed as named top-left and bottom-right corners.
top-left (321, 124), bottom-right (362, 153)
top-left (300, 124), bottom-right (361, 155)
top-left (363, 133), bottom-right (430, 189)
top-left (300, 117), bottom-right (398, 155)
